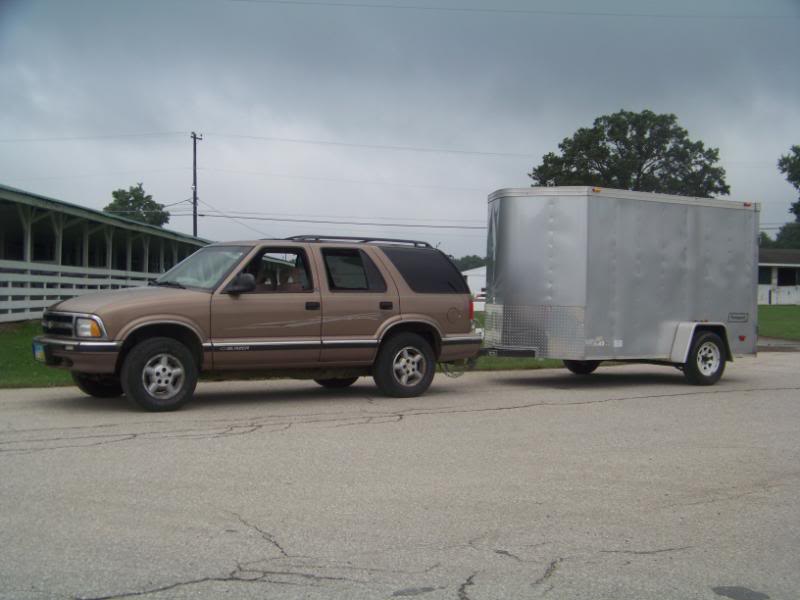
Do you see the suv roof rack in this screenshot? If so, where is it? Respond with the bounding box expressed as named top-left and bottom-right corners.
top-left (285, 235), bottom-right (432, 248)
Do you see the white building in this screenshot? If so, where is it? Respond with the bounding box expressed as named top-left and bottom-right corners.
top-left (759, 249), bottom-right (800, 305)
top-left (462, 265), bottom-right (486, 311)
top-left (0, 184), bottom-right (208, 323)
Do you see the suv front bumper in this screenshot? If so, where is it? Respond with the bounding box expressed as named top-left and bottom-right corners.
top-left (32, 336), bottom-right (121, 374)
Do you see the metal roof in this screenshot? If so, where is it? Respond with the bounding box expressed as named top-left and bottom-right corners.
top-left (0, 182), bottom-right (211, 246)
top-left (759, 248), bottom-right (800, 266)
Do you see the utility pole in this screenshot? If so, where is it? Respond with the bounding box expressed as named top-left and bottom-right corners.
top-left (191, 131), bottom-right (203, 237)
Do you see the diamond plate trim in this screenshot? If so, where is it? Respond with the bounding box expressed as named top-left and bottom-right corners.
top-left (485, 303), bottom-right (586, 359)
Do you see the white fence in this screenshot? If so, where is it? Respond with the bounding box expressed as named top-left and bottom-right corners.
top-left (0, 259), bottom-right (156, 323)
top-left (758, 284), bottom-right (800, 305)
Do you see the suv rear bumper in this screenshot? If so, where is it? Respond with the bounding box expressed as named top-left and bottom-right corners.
top-left (32, 336), bottom-right (120, 374)
top-left (439, 334), bottom-right (483, 362)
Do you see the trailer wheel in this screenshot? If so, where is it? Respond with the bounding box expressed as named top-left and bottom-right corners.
top-left (563, 360), bottom-right (600, 375)
top-left (683, 332), bottom-right (725, 386)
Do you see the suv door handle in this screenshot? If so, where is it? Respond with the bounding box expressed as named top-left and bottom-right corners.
top-left (305, 301), bottom-right (320, 310)
top-left (379, 301), bottom-right (393, 310)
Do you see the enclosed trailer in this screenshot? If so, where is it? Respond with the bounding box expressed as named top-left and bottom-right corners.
top-left (483, 187), bottom-right (759, 384)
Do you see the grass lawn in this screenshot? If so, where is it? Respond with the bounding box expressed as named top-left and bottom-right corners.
top-left (0, 320), bottom-right (72, 389)
top-left (758, 305), bottom-right (800, 340)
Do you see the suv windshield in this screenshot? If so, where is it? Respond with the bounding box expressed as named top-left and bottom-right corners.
top-left (153, 245), bottom-right (249, 291)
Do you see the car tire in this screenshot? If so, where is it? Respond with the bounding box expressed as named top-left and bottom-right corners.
top-left (314, 377), bottom-right (359, 389)
top-left (72, 372), bottom-right (124, 398)
top-left (373, 332), bottom-right (436, 398)
top-left (121, 337), bottom-right (198, 411)
top-left (683, 331), bottom-right (726, 386)
top-left (563, 360), bottom-right (601, 375)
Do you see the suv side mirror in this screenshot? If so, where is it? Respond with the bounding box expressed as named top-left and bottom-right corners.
top-left (224, 272), bottom-right (256, 294)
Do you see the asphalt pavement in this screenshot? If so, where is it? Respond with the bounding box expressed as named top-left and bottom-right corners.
top-left (1, 355), bottom-right (799, 600)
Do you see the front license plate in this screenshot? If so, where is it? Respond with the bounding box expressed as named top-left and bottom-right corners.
top-left (33, 342), bottom-right (46, 363)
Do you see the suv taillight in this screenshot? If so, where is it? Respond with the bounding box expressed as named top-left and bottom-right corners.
top-left (469, 298), bottom-right (475, 321)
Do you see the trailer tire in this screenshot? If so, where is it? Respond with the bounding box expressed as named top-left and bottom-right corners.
top-left (683, 332), bottom-right (725, 386)
top-left (373, 333), bottom-right (435, 398)
top-left (563, 360), bottom-right (600, 375)
top-left (121, 337), bottom-right (198, 411)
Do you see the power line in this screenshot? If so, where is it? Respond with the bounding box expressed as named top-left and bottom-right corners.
top-left (198, 166), bottom-right (486, 191)
top-left (185, 205), bottom-right (485, 223)
top-left (2, 167), bottom-right (191, 182)
top-left (204, 132), bottom-right (533, 158)
top-left (0, 131), bottom-right (188, 143)
top-left (192, 209), bottom-right (487, 230)
top-left (197, 198), bottom-right (271, 237)
top-left (229, 0), bottom-right (799, 20)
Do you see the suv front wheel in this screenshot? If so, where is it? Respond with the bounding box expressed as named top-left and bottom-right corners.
top-left (373, 332), bottom-right (435, 398)
top-left (121, 337), bottom-right (198, 411)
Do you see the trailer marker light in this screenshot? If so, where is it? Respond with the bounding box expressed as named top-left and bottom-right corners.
top-left (592, 187), bottom-right (602, 193)
top-left (739, 335), bottom-right (746, 341)
top-left (743, 202), bottom-right (752, 207)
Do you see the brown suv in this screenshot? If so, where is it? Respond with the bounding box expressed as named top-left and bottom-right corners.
top-left (33, 236), bottom-right (481, 410)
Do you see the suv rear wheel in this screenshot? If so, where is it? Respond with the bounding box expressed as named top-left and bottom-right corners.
top-left (373, 332), bottom-right (435, 398)
top-left (121, 337), bottom-right (198, 411)
top-left (72, 372), bottom-right (123, 398)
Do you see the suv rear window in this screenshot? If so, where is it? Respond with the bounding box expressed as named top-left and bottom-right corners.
top-left (322, 248), bottom-right (387, 292)
top-left (380, 247), bottom-right (469, 294)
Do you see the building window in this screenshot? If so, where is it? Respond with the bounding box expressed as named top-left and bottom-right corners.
top-left (777, 267), bottom-right (798, 287)
top-left (758, 267), bottom-right (772, 285)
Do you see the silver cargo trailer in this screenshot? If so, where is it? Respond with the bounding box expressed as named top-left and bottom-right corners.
top-left (483, 187), bottom-right (759, 384)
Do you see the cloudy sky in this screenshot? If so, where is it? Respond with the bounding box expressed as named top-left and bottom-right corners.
top-left (1, 0), bottom-right (798, 256)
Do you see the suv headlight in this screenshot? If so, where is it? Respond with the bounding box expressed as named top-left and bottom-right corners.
top-left (75, 317), bottom-right (103, 338)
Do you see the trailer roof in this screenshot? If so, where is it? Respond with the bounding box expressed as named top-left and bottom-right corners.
top-left (488, 186), bottom-right (759, 212)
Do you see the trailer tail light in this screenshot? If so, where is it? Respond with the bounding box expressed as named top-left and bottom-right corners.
top-left (469, 299), bottom-right (475, 321)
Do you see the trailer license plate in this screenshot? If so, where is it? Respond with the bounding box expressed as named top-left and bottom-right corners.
top-left (33, 342), bottom-right (46, 363)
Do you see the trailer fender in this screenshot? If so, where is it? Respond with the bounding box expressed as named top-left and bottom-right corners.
top-left (670, 322), bottom-right (733, 364)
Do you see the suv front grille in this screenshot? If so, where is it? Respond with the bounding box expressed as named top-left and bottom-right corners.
top-left (42, 313), bottom-right (75, 337)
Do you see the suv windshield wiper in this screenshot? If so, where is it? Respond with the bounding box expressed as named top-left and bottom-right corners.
top-left (149, 280), bottom-right (186, 289)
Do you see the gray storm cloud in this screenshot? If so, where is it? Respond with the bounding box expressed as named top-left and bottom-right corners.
top-left (1, 0), bottom-right (798, 254)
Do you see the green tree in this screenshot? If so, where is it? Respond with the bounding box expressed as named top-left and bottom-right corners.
top-left (104, 183), bottom-right (169, 226)
top-left (759, 232), bottom-right (776, 248)
top-left (777, 145), bottom-right (800, 221)
top-left (529, 109), bottom-right (729, 198)
top-left (453, 255), bottom-right (486, 271)
top-left (773, 223), bottom-right (800, 249)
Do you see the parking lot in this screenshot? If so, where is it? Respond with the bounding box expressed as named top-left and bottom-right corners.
top-left (1, 354), bottom-right (799, 600)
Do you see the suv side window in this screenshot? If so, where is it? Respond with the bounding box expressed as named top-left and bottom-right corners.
top-left (380, 247), bottom-right (469, 294)
top-left (322, 248), bottom-right (387, 292)
top-left (240, 248), bottom-right (313, 293)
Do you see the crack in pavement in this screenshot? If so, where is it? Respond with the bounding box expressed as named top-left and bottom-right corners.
top-left (5, 385), bottom-right (798, 457)
top-left (532, 558), bottom-right (562, 586)
top-left (228, 511), bottom-right (290, 558)
top-left (76, 562), bottom-right (370, 599)
top-left (600, 546), bottom-right (693, 555)
top-left (494, 549), bottom-right (523, 562)
top-left (457, 572), bottom-right (477, 600)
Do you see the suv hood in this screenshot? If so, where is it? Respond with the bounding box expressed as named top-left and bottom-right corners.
top-left (49, 286), bottom-right (206, 315)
